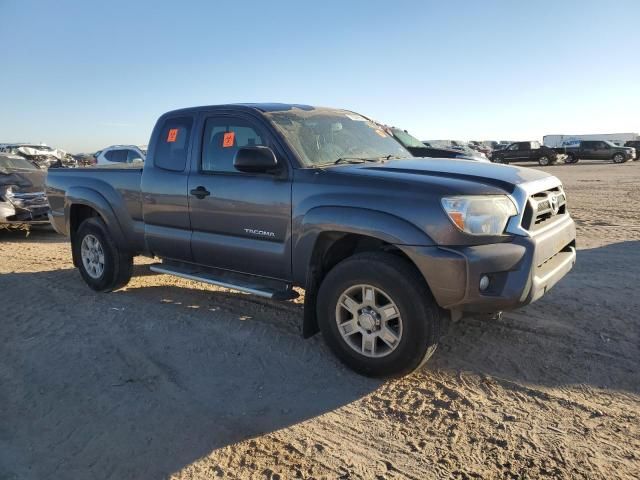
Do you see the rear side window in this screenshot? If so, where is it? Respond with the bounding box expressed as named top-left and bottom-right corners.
top-left (105, 149), bottom-right (127, 162)
top-left (154, 116), bottom-right (193, 171)
top-left (201, 117), bottom-right (266, 173)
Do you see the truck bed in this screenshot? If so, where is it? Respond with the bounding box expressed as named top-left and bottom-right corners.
top-left (46, 166), bottom-right (145, 250)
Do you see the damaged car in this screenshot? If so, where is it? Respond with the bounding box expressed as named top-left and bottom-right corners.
top-left (0, 143), bottom-right (77, 168)
top-left (0, 154), bottom-right (50, 228)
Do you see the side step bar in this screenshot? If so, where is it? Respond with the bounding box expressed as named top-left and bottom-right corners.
top-left (149, 262), bottom-right (298, 301)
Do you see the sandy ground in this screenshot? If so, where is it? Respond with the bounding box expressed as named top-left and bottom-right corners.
top-left (1, 160), bottom-right (639, 479)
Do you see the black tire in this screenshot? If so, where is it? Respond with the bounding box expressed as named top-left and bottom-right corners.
top-left (493, 156), bottom-right (507, 164)
top-left (565, 154), bottom-right (579, 164)
top-left (612, 153), bottom-right (627, 164)
top-left (316, 252), bottom-right (441, 377)
top-left (72, 217), bottom-right (133, 292)
top-left (538, 155), bottom-right (551, 166)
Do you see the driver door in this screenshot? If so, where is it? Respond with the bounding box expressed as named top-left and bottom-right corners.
top-left (187, 113), bottom-right (293, 280)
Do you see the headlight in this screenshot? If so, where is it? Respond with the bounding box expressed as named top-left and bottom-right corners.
top-left (0, 185), bottom-right (23, 206)
top-left (0, 185), bottom-right (15, 201)
top-left (441, 195), bottom-right (517, 235)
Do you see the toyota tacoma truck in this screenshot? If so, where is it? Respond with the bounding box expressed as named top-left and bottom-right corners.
top-left (46, 104), bottom-right (577, 377)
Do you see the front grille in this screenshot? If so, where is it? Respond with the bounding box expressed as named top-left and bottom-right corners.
top-left (522, 186), bottom-right (567, 231)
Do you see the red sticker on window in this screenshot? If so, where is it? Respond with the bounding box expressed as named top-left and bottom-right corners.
top-left (167, 128), bottom-right (178, 143)
top-left (223, 132), bottom-right (235, 148)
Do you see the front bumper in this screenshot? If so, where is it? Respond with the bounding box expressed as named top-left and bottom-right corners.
top-left (0, 201), bottom-right (50, 226)
top-left (402, 214), bottom-right (576, 313)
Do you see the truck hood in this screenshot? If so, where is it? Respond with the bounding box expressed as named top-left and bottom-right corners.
top-left (330, 157), bottom-right (552, 194)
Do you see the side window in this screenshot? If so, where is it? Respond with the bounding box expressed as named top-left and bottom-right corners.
top-left (583, 141), bottom-right (594, 149)
top-left (508, 144), bottom-right (519, 151)
top-left (154, 116), bottom-right (193, 171)
top-left (127, 149), bottom-right (144, 163)
top-left (201, 117), bottom-right (266, 173)
top-left (105, 149), bottom-right (127, 162)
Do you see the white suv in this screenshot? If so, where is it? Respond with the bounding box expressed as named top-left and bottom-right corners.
top-left (94, 145), bottom-right (145, 166)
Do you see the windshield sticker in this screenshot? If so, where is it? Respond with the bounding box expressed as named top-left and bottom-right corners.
top-left (167, 128), bottom-right (178, 143)
top-left (375, 129), bottom-right (388, 138)
top-left (345, 113), bottom-right (367, 122)
top-left (223, 132), bottom-right (235, 148)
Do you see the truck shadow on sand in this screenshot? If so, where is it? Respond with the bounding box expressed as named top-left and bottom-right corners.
top-left (0, 241), bottom-right (638, 478)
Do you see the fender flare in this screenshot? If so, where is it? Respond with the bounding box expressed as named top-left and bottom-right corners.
top-left (64, 186), bottom-right (127, 248)
top-left (293, 206), bottom-right (435, 284)
top-left (294, 206), bottom-right (435, 338)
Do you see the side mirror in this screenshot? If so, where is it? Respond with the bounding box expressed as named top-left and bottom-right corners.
top-left (234, 146), bottom-right (278, 173)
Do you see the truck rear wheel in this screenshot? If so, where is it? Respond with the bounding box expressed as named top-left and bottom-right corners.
top-left (73, 217), bottom-right (133, 292)
top-left (316, 252), bottom-right (441, 377)
top-left (538, 156), bottom-right (551, 166)
top-left (565, 154), bottom-right (579, 164)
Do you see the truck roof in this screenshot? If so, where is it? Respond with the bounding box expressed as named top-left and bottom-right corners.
top-left (162, 103), bottom-right (317, 116)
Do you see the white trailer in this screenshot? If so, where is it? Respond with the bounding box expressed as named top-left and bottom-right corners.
top-left (543, 133), bottom-right (639, 148)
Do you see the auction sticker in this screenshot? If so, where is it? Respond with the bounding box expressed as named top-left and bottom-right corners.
top-left (223, 132), bottom-right (235, 148)
top-left (167, 128), bottom-right (178, 142)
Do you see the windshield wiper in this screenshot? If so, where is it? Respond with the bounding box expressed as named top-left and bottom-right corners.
top-left (333, 157), bottom-right (379, 165)
top-left (314, 156), bottom-right (400, 168)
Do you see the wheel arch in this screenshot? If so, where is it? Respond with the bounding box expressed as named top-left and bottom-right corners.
top-left (65, 186), bottom-right (127, 248)
top-left (295, 207), bottom-right (435, 338)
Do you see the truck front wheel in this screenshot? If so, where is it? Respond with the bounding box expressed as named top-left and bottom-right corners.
top-left (613, 153), bottom-right (627, 164)
top-left (72, 217), bottom-right (133, 292)
top-left (316, 252), bottom-right (441, 377)
top-left (565, 154), bottom-right (579, 164)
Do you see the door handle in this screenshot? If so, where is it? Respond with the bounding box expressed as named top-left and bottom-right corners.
top-left (190, 186), bottom-right (210, 199)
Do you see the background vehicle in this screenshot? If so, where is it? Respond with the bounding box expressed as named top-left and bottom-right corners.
top-left (0, 143), bottom-right (77, 168)
top-left (468, 141), bottom-right (492, 157)
top-left (543, 133), bottom-right (639, 148)
top-left (46, 103), bottom-right (576, 377)
top-left (491, 141), bottom-right (560, 166)
top-left (388, 128), bottom-right (490, 162)
top-left (624, 141), bottom-right (640, 160)
top-left (553, 140), bottom-right (635, 164)
top-left (95, 145), bottom-right (146, 166)
top-left (0, 154), bottom-right (50, 227)
top-left (423, 140), bottom-right (489, 161)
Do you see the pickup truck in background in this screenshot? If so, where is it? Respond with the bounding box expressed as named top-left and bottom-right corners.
top-left (46, 103), bottom-right (577, 377)
top-left (490, 141), bottom-right (561, 166)
top-left (553, 140), bottom-right (636, 164)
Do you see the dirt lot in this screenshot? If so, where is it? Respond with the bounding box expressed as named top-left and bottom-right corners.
top-left (1, 161), bottom-right (639, 479)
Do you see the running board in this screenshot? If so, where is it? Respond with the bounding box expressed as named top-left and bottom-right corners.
top-left (149, 262), bottom-right (298, 301)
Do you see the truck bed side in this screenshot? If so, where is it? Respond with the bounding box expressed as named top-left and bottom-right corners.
top-left (46, 167), bottom-right (145, 253)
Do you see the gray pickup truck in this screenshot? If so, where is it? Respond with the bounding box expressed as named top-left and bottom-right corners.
top-left (47, 103), bottom-right (577, 376)
top-left (554, 140), bottom-right (636, 164)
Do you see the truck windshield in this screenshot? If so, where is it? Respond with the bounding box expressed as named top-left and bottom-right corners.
top-left (265, 107), bottom-right (410, 167)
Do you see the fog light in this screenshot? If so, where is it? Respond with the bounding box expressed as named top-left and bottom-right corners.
top-left (479, 275), bottom-right (490, 292)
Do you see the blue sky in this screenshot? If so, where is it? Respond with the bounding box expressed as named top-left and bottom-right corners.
top-left (1, 0), bottom-right (639, 152)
